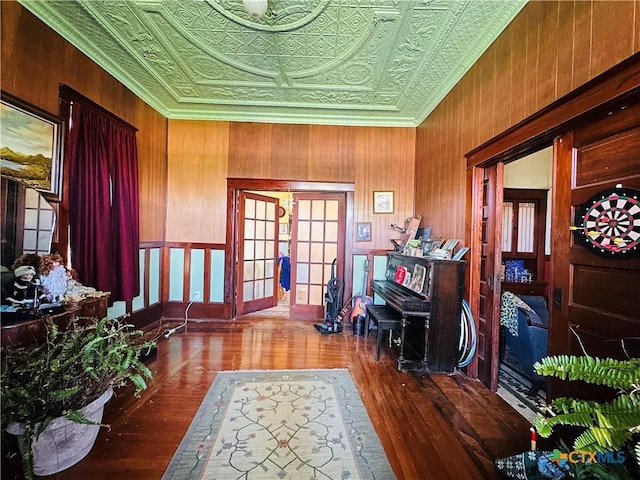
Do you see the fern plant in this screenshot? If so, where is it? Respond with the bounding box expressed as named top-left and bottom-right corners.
top-left (1, 316), bottom-right (155, 480)
top-left (533, 355), bottom-right (640, 478)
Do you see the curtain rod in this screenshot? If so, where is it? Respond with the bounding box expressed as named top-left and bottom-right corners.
top-left (59, 84), bottom-right (138, 132)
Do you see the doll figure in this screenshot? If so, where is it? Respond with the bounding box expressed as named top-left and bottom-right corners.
top-left (12, 253), bottom-right (42, 273)
top-left (65, 268), bottom-right (96, 301)
top-left (39, 253), bottom-right (68, 302)
top-left (5, 265), bottom-right (47, 307)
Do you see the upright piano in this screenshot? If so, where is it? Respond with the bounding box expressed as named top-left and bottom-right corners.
top-left (371, 253), bottom-right (465, 372)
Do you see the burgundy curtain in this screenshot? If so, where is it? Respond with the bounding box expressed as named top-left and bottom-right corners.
top-left (67, 103), bottom-right (140, 302)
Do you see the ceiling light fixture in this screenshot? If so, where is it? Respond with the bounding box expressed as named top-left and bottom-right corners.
top-left (243, 0), bottom-right (268, 18)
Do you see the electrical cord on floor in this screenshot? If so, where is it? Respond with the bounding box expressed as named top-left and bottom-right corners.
top-left (163, 300), bottom-right (193, 339)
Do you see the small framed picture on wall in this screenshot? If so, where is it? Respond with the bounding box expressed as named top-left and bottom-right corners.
top-left (373, 191), bottom-right (394, 214)
top-left (356, 222), bottom-right (372, 242)
top-left (279, 223), bottom-right (289, 235)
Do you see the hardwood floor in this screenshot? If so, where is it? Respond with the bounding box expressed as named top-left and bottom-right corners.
top-left (2, 316), bottom-right (532, 479)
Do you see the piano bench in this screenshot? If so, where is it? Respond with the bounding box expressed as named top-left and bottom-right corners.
top-left (365, 304), bottom-right (402, 361)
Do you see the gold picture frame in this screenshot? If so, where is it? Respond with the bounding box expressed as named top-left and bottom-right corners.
top-left (1, 91), bottom-right (63, 200)
top-left (373, 191), bottom-right (394, 214)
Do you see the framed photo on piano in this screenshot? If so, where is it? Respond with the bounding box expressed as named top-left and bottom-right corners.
top-left (408, 264), bottom-right (426, 293)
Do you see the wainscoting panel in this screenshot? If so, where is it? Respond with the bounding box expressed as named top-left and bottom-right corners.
top-left (210, 249), bottom-right (225, 303)
top-left (190, 248), bottom-right (205, 302)
top-left (169, 248), bottom-right (185, 302)
top-left (132, 250), bottom-right (146, 312)
top-left (108, 246), bottom-right (163, 321)
top-left (149, 248), bottom-right (161, 305)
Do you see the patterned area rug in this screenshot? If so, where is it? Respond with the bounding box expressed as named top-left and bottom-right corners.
top-left (497, 361), bottom-right (547, 424)
top-left (162, 369), bottom-right (396, 480)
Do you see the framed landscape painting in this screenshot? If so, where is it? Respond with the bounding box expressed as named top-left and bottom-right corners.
top-left (1, 92), bottom-right (63, 200)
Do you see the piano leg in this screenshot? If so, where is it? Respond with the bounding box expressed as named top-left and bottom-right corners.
top-left (399, 315), bottom-right (408, 364)
top-left (422, 315), bottom-right (430, 364)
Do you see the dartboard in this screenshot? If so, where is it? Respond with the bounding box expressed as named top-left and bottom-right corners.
top-left (575, 187), bottom-right (640, 258)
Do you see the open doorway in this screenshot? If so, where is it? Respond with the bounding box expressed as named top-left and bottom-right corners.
top-left (496, 147), bottom-right (552, 421)
top-left (227, 179), bottom-right (355, 320)
top-left (246, 190), bottom-right (294, 317)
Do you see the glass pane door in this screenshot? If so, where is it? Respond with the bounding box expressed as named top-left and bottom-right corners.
top-left (290, 193), bottom-right (345, 319)
top-left (237, 192), bottom-right (278, 315)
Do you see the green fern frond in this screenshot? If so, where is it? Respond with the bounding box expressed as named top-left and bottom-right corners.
top-left (534, 354), bottom-right (640, 465)
top-left (573, 427), bottom-right (635, 452)
top-left (1, 315), bottom-right (156, 480)
top-left (534, 355), bottom-right (640, 390)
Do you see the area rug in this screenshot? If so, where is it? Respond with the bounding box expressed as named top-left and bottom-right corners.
top-left (497, 362), bottom-right (547, 424)
top-left (162, 369), bottom-right (396, 480)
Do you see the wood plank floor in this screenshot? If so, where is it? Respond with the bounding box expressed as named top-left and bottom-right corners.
top-left (2, 316), bottom-right (533, 479)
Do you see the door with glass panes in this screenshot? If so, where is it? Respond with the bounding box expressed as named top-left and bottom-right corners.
top-left (237, 192), bottom-right (279, 316)
top-left (289, 193), bottom-right (345, 319)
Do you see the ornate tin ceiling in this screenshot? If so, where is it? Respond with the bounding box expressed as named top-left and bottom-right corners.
top-left (20, 0), bottom-right (526, 127)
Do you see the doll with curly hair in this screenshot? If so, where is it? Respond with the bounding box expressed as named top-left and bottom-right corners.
top-left (39, 253), bottom-right (68, 302)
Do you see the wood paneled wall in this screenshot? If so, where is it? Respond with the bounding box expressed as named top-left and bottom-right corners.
top-left (168, 121), bottom-right (415, 249)
top-left (0, 2), bottom-right (168, 244)
top-left (166, 120), bottom-right (230, 243)
top-left (415, 0), bottom-right (640, 241)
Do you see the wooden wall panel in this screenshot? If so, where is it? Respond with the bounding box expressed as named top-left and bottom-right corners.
top-left (492, 29), bottom-right (513, 137)
top-left (1, 3), bottom-right (135, 124)
top-left (223, 123), bottom-right (414, 249)
top-left (536, 2), bottom-right (560, 110)
top-left (354, 127), bottom-right (416, 250)
top-left (228, 123), bottom-right (273, 178)
top-left (520, 6), bottom-right (539, 122)
top-left (136, 101), bottom-right (167, 242)
top-left (166, 120), bottom-right (230, 243)
top-left (1, 2), bottom-right (168, 246)
top-left (575, 126), bottom-right (640, 186)
top-left (556, 2), bottom-right (576, 97)
top-left (572, 265), bottom-right (637, 319)
top-left (415, 0), bottom-right (640, 243)
top-left (591, 1), bottom-right (637, 75)
top-left (270, 124), bottom-right (310, 180)
top-left (308, 125), bottom-right (357, 182)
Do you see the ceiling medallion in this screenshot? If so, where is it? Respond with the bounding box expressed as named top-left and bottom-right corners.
top-left (207, 0), bottom-right (331, 32)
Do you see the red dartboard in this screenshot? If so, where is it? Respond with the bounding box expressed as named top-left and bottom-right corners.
top-left (575, 187), bottom-right (640, 258)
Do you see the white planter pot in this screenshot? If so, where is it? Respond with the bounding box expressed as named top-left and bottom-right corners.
top-left (7, 388), bottom-right (113, 476)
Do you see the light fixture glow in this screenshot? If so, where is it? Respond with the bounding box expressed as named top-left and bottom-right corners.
top-left (243, 0), bottom-right (268, 18)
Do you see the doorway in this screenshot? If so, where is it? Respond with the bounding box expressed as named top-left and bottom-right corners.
top-left (240, 190), bottom-right (294, 317)
top-left (495, 148), bottom-right (553, 421)
top-left (227, 179), bottom-right (354, 320)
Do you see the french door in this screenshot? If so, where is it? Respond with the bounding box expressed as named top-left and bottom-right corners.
top-left (237, 192), bottom-right (279, 316)
top-left (289, 193), bottom-right (345, 319)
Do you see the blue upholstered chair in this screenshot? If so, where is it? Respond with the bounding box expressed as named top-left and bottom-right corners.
top-left (502, 294), bottom-right (549, 393)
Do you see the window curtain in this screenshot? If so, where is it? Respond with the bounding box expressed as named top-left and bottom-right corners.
top-left (67, 102), bottom-right (140, 302)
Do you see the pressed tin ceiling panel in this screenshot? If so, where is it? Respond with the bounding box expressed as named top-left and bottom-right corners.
top-left (19, 0), bottom-right (526, 127)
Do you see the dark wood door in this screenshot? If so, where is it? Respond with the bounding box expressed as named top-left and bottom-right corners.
top-left (550, 101), bottom-right (640, 399)
top-left (476, 164), bottom-right (504, 390)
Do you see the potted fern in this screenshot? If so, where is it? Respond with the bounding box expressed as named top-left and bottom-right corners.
top-left (1, 316), bottom-right (155, 479)
top-left (533, 355), bottom-right (640, 479)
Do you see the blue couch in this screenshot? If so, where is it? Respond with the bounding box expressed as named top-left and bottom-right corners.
top-left (502, 294), bottom-right (549, 392)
